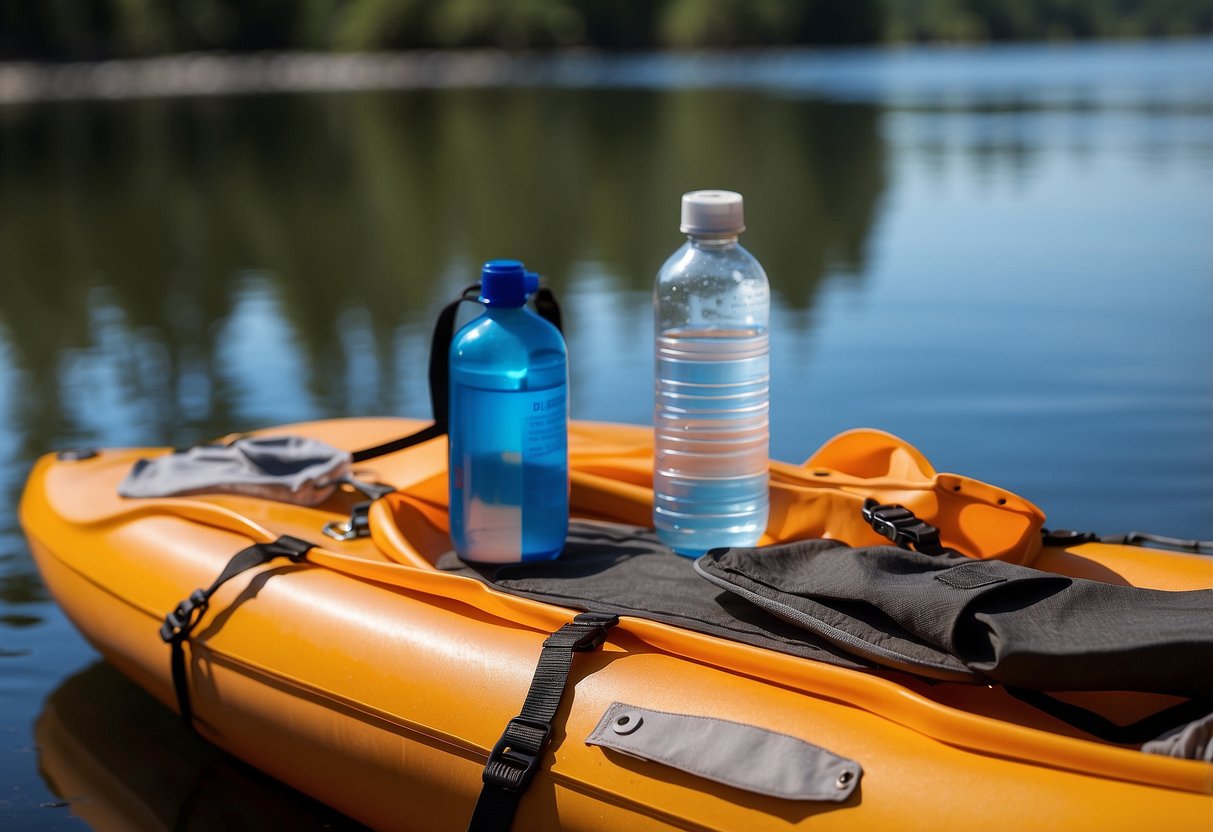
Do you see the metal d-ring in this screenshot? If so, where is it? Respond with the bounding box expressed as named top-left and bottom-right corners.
top-left (322, 517), bottom-right (361, 541)
top-left (321, 476), bottom-right (396, 541)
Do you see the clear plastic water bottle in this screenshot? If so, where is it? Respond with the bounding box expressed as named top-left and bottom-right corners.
top-left (654, 191), bottom-right (770, 556)
top-left (449, 260), bottom-right (569, 563)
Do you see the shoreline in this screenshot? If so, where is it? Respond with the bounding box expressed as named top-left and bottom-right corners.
top-left (0, 51), bottom-right (538, 105)
top-left (0, 38), bottom-right (1209, 105)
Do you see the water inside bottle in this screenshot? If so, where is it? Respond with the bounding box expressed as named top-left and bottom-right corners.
top-left (654, 326), bottom-right (770, 555)
top-left (449, 371), bottom-right (568, 563)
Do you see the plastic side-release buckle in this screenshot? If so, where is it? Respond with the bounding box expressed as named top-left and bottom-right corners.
top-left (483, 717), bottom-right (553, 792)
top-left (861, 498), bottom-right (943, 554)
top-left (160, 589), bottom-right (209, 643)
top-left (572, 611), bottom-right (619, 651)
top-left (545, 612), bottom-right (619, 652)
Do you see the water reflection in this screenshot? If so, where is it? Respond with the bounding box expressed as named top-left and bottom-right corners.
top-left (0, 571), bottom-right (48, 607)
top-left (0, 547), bottom-right (48, 633)
top-left (214, 274), bottom-right (323, 426)
top-left (0, 88), bottom-right (887, 449)
top-left (36, 662), bottom-right (368, 831)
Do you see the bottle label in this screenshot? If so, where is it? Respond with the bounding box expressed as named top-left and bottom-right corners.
top-left (525, 389), bottom-right (568, 459)
top-left (725, 282), bottom-right (770, 318)
top-left (450, 383), bottom-right (568, 561)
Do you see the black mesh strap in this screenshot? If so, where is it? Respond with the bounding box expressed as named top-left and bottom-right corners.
top-left (159, 535), bottom-right (313, 728)
top-left (351, 282), bottom-right (564, 464)
top-left (467, 612), bottom-right (618, 832)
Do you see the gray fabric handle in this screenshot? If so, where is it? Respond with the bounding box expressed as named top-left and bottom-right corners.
top-left (118, 435), bottom-right (351, 506)
top-left (586, 702), bottom-right (861, 802)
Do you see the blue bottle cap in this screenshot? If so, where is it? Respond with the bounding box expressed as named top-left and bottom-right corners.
top-left (480, 260), bottom-right (528, 307)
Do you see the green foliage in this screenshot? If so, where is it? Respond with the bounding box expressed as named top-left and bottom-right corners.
top-left (0, 0), bottom-right (1208, 59)
top-left (659, 0), bottom-right (799, 48)
top-left (0, 0), bottom-right (877, 58)
top-left (329, 0), bottom-right (427, 51)
top-left (658, 0), bottom-right (881, 48)
top-left (881, 0), bottom-right (1213, 43)
top-left (431, 0), bottom-right (587, 48)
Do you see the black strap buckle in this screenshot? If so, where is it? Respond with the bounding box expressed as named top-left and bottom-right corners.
top-left (160, 589), bottom-right (209, 643)
top-left (542, 612), bottom-right (619, 652)
top-left (468, 611), bottom-right (617, 831)
top-left (483, 717), bottom-right (553, 792)
top-left (262, 535), bottom-right (314, 561)
top-left (569, 612), bottom-right (619, 652)
top-left (861, 498), bottom-right (944, 554)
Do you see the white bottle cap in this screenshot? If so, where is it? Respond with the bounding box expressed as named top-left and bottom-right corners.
top-left (680, 190), bottom-right (745, 237)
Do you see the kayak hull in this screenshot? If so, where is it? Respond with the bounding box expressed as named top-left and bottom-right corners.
top-left (21, 418), bottom-right (1213, 831)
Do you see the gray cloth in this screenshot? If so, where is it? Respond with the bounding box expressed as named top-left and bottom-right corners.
top-left (586, 702), bottom-right (861, 802)
top-left (436, 522), bottom-right (875, 673)
top-left (442, 522), bottom-right (1213, 695)
top-left (118, 436), bottom-right (351, 506)
top-left (1143, 711), bottom-right (1213, 762)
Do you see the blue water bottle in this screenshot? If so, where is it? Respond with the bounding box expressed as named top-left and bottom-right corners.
top-left (448, 260), bottom-right (569, 563)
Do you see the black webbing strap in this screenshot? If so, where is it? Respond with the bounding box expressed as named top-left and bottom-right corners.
top-left (861, 498), bottom-right (950, 556)
top-left (159, 535), bottom-right (313, 728)
top-left (349, 286), bottom-right (473, 463)
top-left (857, 504), bottom-right (1213, 743)
top-left (1006, 687), bottom-right (1213, 745)
top-left (531, 286), bottom-right (563, 334)
top-left (467, 612), bottom-right (619, 832)
top-left (1043, 528), bottom-right (1213, 554)
top-left (350, 282), bottom-right (564, 464)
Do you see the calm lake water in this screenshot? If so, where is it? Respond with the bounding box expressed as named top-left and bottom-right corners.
top-left (1, 39), bottom-right (1211, 830)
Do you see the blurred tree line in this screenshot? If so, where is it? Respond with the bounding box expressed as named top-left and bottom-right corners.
top-left (884, 0), bottom-right (1212, 41)
top-left (1, 0), bottom-right (1209, 60)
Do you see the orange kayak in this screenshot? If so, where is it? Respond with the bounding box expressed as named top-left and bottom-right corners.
top-left (20, 417), bottom-right (1213, 831)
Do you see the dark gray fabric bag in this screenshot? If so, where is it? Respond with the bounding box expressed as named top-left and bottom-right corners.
top-left (695, 540), bottom-right (1213, 696)
top-left (442, 522), bottom-right (1213, 697)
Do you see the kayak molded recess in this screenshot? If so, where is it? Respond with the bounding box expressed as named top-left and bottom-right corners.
top-left (20, 417), bottom-right (1213, 831)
